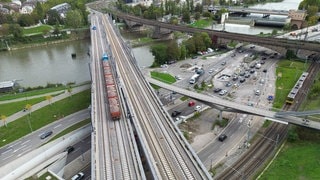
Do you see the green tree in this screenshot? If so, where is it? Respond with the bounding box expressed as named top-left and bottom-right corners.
top-left (200, 32), bottom-right (212, 49)
top-left (182, 10), bottom-right (191, 23)
top-left (9, 24), bottom-right (23, 39)
top-left (65, 10), bottom-right (83, 28)
top-left (18, 14), bottom-right (35, 27)
top-left (195, 3), bottom-right (203, 13)
top-left (47, 9), bottom-right (62, 25)
top-left (167, 41), bottom-right (180, 61)
top-left (194, 12), bottom-right (201, 20)
top-left (180, 44), bottom-right (187, 60)
top-left (185, 38), bottom-right (196, 55)
top-left (151, 44), bottom-right (168, 66)
top-left (271, 29), bottom-right (278, 36)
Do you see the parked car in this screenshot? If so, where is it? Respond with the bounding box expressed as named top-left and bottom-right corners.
top-left (225, 82), bottom-right (232, 87)
top-left (219, 89), bottom-right (228, 96)
top-left (213, 88), bottom-right (222, 93)
top-left (71, 172), bottom-right (84, 180)
top-left (218, 134), bottom-right (227, 142)
top-left (194, 105), bottom-right (201, 111)
top-left (263, 69), bottom-right (267, 73)
top-left (240, 78), bottom-right (246, 83)
top-left (40, 131), bottom-right (53, 139)
top-left (171, 111), bottom-right (181, 117)
top-left (188, 101), bottom-right (195, 107)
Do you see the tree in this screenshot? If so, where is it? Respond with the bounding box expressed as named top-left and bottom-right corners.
top-left (194, 12), bottom-right (201, 20)
top-left (182, 10), bottom-right (191, 24)
top-left (65, 10), bottom-right (83, 28)
top-left (1, 115), bottom-right (7, 127)
top-left (9, 24), bottom-right (23, 39)
top-left (47, 9), bottom-right (62, 25)
top-left (167, 41), bottom-right (180, 61)
top-left (150, 44), bottom-right (168, 66)
top-left (271, 29), bottom-right (278, 36)
top-left (180, 44), bottom-right (187, 60)
top-left (46, 95), bottom-right (53, 105)
top-left (25, 104), bottom-right (33, 132)
top-left (18, 14), bottom-right (35, 27)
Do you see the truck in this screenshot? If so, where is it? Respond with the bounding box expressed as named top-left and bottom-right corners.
top-left (189, 74), bottom-right (200, 84)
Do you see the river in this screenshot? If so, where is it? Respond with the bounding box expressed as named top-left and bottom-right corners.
top-left (0, 0), bottom-right (302, 88)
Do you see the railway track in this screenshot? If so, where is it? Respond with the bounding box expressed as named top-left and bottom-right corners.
top-left (216, 61), bottom-right (320, 179)
top-left (101, 14), bottom-right (211, 179)
top-left (90, 14), bottom-right (143, 180)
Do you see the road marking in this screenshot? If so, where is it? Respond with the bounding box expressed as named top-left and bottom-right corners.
top-left (21, 139), bottom-right (30, 145)
top-left (13, 145), bottom-right (26, 153)
top-left (2, 154), bottom-right (13, 160)
top-left (54, 124), bottom-right (62, 129)
top-left (1, 149), bottom-right (12, 155)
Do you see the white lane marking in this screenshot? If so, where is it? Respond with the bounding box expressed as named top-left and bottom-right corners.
top-left (21, 139), bottom-right (31, 145)
top-left (54, 124), bottom-right (62, 129)
top-left (1, 149), bottom-right (13, 155)
top-left (2, 154), bottom-right (13, 160)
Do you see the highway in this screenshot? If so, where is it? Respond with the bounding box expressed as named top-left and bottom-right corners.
top-left (99, 13), bottom-right (212, 179)
top-left (147, 77), bottom-right (320, 130)
top-left (90, 13), bottom-right (144, 179)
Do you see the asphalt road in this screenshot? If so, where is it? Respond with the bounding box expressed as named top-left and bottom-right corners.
top-left (0, 109), bottom-right (90, 167)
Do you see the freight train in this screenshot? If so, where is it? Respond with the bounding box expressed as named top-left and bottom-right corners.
top-left (286, 72), bottom-right (308, 104)
top-left (102, 53), bottom-right (121, 120)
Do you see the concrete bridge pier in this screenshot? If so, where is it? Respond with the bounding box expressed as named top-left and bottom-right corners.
top-left (219, 110), bottom-right (223, 121)
top-left (152, 26), bottom-right (172, 39)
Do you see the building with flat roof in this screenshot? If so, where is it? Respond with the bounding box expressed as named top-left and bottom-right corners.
top-left (0, 81), bottom-right (16, 93)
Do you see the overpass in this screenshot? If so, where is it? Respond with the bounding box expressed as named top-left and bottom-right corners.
top-left (146, 77), bottom-right (320, 130)
top-left (108, 11), bottom-right (320, 53)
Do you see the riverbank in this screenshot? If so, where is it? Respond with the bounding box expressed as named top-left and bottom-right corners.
top-left (6, 30), bottom-right (90, 51)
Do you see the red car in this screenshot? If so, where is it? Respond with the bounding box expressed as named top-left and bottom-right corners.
top-left (188, 101), bottom-right (195, 107)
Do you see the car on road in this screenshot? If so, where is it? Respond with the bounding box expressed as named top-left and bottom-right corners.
top-left (221, 61), bottom-right (226, 65)
top-left (171, 110), bottom-right (182, 117)
top-left (64, 146), bottom-right (75, 154)
top-left (71, 172), bottom-right (84, 180)
top-left (194, 105), bottom-right (201, 111)
top-left (40, 131), bottom-right (53, 139)
top-left (213, 88), bottom-right (222, 93)
top-left (208, 69), bottom-right (214, 74)
top-left (218, 134), bottom-right (227, 142)
top-left (263, 69), bottom-right (267, 73)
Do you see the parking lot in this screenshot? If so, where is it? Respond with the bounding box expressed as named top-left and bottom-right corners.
top-left (142, 44), bottom-right (278, 153)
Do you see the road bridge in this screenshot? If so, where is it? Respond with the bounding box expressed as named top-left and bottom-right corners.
top-left (107, 11), bottom-right (320, 53)
top-left (146, 77), bottom-right (320, 130)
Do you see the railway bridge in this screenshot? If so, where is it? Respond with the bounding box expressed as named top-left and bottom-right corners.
top-left (107, 11), bottom-right (320, 54)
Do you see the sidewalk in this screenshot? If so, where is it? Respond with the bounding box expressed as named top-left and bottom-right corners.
top-left (0, 84), bottom-right (91, 127)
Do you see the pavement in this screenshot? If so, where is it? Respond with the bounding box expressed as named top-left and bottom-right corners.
top-left (146, 45), bottom-right (278, 167)
top-left (0, 84), bottom-right (91, 127)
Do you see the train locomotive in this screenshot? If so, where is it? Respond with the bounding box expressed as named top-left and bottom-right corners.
top-left (286, 72), bottom-right (308, 104)
top-left (102, 53), bottom-right (121, 120)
